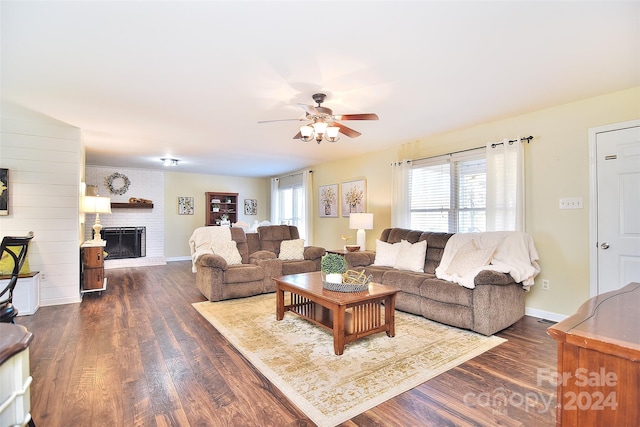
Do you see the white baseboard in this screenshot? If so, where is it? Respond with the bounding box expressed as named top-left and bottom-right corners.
top-left (525, 307), bottom-right (568, 323)
top-left (167, 256), bottom-right (191, 262)
top-left (104, 256), bottom-right (167, 269)
top-left (40, 295), bottom-right (82, 307)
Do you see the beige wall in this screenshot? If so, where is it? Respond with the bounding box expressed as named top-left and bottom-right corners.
top-left (164, 171), bottom-right (269, 258)
top-left (310, 148), bottom-right (396, 251)
top-left (310, 87), bottom-right (640, 317)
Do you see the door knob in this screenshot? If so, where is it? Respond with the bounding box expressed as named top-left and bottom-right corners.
top-left (600, 242), bottom-right (610, 250)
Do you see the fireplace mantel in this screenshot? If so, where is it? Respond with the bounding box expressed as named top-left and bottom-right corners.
top-left (110, 203), bottom-right (154, 209)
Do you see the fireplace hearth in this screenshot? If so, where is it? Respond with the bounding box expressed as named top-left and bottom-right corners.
top-left (100, 227), bottom-right (146, 259)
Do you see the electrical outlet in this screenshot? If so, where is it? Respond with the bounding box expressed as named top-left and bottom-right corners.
top-left (559, 197), bottom-right (583, 209)
top-left (40, 272), bottom-right (47, 281)
top-left (542, 279), bottom-right (550, 290)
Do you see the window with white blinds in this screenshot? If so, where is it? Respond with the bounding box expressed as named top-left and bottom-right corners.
top-left (409, 148), bottom-right (486, 233)
top-left (273, 173), bottom-right (306, 239)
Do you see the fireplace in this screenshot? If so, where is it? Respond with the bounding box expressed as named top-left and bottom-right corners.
top-left (100, 227), bottom-right (146, 259)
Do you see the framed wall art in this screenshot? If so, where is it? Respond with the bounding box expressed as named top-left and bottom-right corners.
top-left (319, 184), bottom-right (338, 217)
top-left (341, 179), bottom-right (366, 217)
top-left (0, 168), bottom-right (8, 216)
top-left (244, 199), bottom-right (257, 215)
top-left (178, 197), bottom-right (194, 215)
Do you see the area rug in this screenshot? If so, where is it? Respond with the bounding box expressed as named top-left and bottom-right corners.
top-left (192, 294), bottom-right (506, 427)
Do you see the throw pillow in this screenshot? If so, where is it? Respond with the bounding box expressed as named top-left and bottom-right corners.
top-left (446, 240), bottom-right (495, 277)
top-left (278, 239), bottom-right (305, 260)
top-left (0, 246), bottom-right (31, 276)
top-left (372, 239), bottom-right (403, 267)
top-left (394, 239), bottom-right (427, 272)
top-left (211, 241), bottom-right (242, 265)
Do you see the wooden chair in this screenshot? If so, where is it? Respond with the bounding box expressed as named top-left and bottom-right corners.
top-left (0, 232), bottom-right (34, 323)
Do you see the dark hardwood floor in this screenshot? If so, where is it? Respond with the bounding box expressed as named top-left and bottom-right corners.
top-left (16, 261), bottom-right (557, 426)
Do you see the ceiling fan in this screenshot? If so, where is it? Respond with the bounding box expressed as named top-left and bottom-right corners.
top-left (258, 93), bottom-right (379, 144)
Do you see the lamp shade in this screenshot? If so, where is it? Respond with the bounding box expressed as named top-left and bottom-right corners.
top-left (326, 126), bottom-right (340, 141)
top-left (82, 196), bottom-right (112, 214)
top-left (300, 125), bottom-right (313, 138)
top-left (312, 121), bottom-right (328, 136)
top-left (349, 212), bottom-right (373, 230)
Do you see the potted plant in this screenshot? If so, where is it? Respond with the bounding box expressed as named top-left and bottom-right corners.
top-left (321, 253), bottom-right (347, 284)
top-left (212, 203), bottom-right (220, 212)
top-left (220, 213), bottom-right (230, 226)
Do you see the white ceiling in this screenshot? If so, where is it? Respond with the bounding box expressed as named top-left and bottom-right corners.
top-left (2, 1), bottom-right (638, 177)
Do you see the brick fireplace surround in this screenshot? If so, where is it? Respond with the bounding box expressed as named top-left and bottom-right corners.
top-left (84, 166), bottom-right (166, 269)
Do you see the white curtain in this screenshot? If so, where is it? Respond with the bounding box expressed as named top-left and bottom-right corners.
top-left (302, 169), bottom-right (313, 244)
top-left (486, 139), bottom-right (525, 231)
top-left (270, 177), bottom-right (279, 224)
top-left (391, 160), bottom-right (411, 228)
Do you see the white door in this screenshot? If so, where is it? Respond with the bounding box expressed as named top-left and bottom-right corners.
top-left (592, 122), bottom-right (640, 295)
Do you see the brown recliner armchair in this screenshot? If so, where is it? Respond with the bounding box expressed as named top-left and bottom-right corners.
top-left (248, 225), bottom-right (325, 293)
top-left (192, 225), bottom-right (325, 302)
top-left (193, 227), bottom-right (265, 301)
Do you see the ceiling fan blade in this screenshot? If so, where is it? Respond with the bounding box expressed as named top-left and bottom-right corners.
top-left (334, 122), bottom-right (362, 138)
top-left (257, 118), bottom-right (306, 124)
top-left (298, 103), bottom-right (319, 116)
top-left (334, 113), bottom-right (379, 121)
top-left (293, 130), bottom-right (302, 139)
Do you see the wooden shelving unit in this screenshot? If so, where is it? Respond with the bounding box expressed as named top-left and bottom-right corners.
top-left (205, 192), bottom-right (238, 226)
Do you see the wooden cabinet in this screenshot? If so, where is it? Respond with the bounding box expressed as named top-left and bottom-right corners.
top-left (81, 243), bottom-right (106, 293)
top-left (547, 282), bottom-right (640, 426)
top-left (205, 192), bottom-right (238, 226)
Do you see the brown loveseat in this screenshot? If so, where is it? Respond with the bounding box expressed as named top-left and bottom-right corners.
top-left (344, 228), bottom-right (530, 335)
top-left (194, 225), bottom-right (325, 301)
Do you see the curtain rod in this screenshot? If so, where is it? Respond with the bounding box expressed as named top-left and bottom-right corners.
top-left (273, 170), bottom-right (313, 180)
top-left (392, 135), bottom-right (534, 165)
top-left (490, 135), bottom-right (534, 148)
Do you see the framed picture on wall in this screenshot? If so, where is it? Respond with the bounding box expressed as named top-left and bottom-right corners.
top-left (341, 179), bottom-right (366, 217)
top-left (244, 199), bottom-right (257, 215)
top-left (178, 197), bottom-right (194, 215)
top-left (0, 169), bottom-right (8, 216)
top-left (319, 184), bottom-right (338, 217)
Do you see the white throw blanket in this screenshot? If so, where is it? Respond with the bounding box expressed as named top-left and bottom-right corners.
top-left (435, 231), bottom-right (540, 290)
top-left (188, 226), bottom-right (232, 272)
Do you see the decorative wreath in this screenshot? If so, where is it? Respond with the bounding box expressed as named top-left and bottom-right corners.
top-left (105, 172), bottom-right (131, 195)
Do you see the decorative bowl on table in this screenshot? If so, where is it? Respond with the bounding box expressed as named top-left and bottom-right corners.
top-left (322, 269), bottom-right (371, 292)
top-left (345, 245), bottom-right (360, 252)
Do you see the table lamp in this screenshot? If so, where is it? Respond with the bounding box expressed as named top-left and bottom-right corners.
top-left (82, 195), bottom-right (112, 243)
top-left (349, 212), bottom-right (373, 251)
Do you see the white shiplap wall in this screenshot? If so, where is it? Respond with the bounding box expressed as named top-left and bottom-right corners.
top-left (1, 113), bottom-right (83, 307)
top-left (84, 166), bottom-right (166, 268)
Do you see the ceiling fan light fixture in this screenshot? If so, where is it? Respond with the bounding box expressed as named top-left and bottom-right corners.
top-left (261, 93), bottom-right (378, 143)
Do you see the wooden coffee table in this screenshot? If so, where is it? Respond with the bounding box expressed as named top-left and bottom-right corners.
top-left (275, 271), bottom-right (399, 355)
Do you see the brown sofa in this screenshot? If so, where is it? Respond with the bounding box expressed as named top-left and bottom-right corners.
top-left (344, 228), bottom-right (527, 335)
top-left (194, 225), bottom-right (325, 301)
